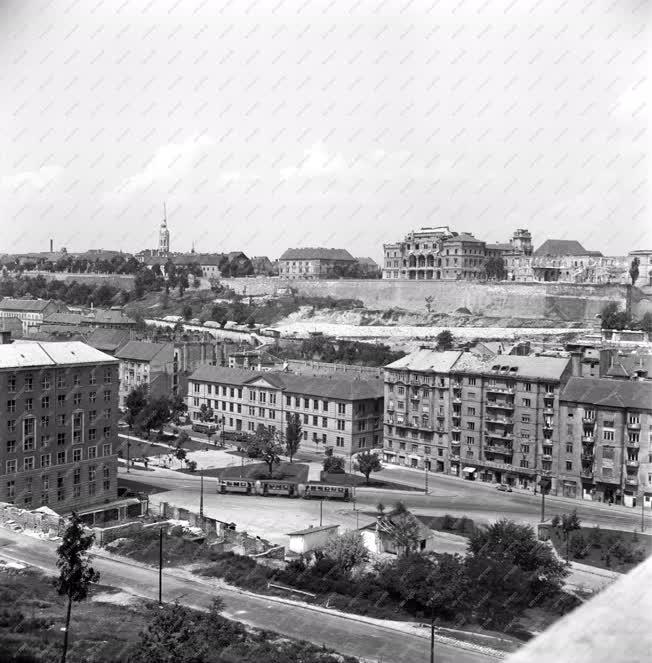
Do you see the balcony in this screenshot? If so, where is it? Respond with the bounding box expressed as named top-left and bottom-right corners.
top-left (486, 401), bottom-right (515, 411)
top-left (543, 422), bottom-right (554, 430)
top-left (450, 439), bottom-right (461, 446)
top-left (485, 431), bottom-right (514, 440)
top-left (485, 415), bottom-right (513, 425)
top-left (581, 453), bottom-right (594, 463)
top-left (627, 421), bottom-right (641, 431)
top-left (626, 440), bottom-right (640, 449)
top-left (485, 444), bottom-right (513, 456)
top-left (453, 397), bottom-right (462, 404)
top-left (625, 477), bottom-right (639, 487)
top-left (626, 459), bottom-right (640, 469)
top-left (581, 434), bottom-right (594, 443)
top-left (436, 413), bottom-right (445, 420)
top-left (545, 390), bottom-right (555, 398)
top-left (582, 417), bottom-right (596, 425)
top-left (580, 468), bottom-right (594, 479)
top-left (486, 385), bottom-right (515, 395)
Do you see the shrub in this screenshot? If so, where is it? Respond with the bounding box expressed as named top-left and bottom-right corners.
top-left (441, 514), bottom-right (456, 530)
top-left (323, 456), bottom-right (346, 474)
top-left (550, 515), bottom-right (561, 528)
top-left (588, 525), bottom-right (602, 548)
top-left (570, 533), bottom-right (588, 560)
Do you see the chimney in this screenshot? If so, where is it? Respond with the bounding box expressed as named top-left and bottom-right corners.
top-left (50, 238), bottom-right (53, 253)
top-left (570, 351), bottom-right (582, 377)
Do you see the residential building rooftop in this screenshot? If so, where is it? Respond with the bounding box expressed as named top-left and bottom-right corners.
top-left (286, 524), bottom-right (339, 536)
top-left (0, 297), bottom-right (54, 312)
top-left (0, 341), bottom-right (115, 368)
top-left (43, 312), bottom-right (83, 325)
top-left (279, 248), bottom-right (356, 262)
top-left (189, 365), bottom-right (384, 400)
top-left (561, 376), bottom-right (652, 410)
top-left (385, 349), bottom-right (463, 372)
top-left (84, 328), bottom-right (131, 353)
top-left (115, 340), bottom-right (171, 362)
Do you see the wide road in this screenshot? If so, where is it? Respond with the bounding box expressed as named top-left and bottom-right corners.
top-left (121, 462), bottom-right (648, 535)
top-left (0, 528), bottom-right (492, 663)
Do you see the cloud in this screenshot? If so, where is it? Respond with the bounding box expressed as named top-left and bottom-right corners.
top-left (1, 165), bottom-right (62, 191)
top-left (279, 142), bottom-right (347, 180)
top-left (118, 134), bottom-right (214, 194)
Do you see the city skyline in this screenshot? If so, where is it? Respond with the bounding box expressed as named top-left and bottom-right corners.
top-left (1, 0), bottom-right (650, 259)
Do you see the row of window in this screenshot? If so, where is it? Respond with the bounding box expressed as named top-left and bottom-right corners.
top-left (5, 444), bottom-right (113, 472)
top-left (6, 429), bottom-right (112, 453)
top-left (6, 391), bottom-right (112, 412)
top-left (192, 383), bottom-right (350, 414)
top-left (5, 369), bottom-right (113, 392)
top-left (7, 412), bottom-right (112, 432)
top-left (5, 468), bottom-right (111, 504)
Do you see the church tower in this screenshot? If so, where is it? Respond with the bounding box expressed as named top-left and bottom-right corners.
top-left (158, 203), bottom-right (170, 257)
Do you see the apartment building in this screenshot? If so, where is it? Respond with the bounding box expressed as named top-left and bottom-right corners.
top-left (0, 341), bottom-right (119, 513)
top-left (0, 298), bottom-right (63, 336)
top-left (560, 377), bottom-right (652, 508)
top-left (187, 366), bottom-right (384, 456)
top-left (278, 248), bottom-right (356, 280)
top-left (383, 349), bottom-right (572, 492)
top-left (115, 340), bottom-right (174, 408)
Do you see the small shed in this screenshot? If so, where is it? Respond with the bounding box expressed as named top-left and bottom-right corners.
top-left (286, 524), bottom-right (339, 555)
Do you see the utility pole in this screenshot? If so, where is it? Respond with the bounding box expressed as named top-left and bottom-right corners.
top-left (541, 488), bottom-right (545, 523)
top-left (424, 462), bottom-right (429, 495)
top-left (430, 607), bottom-right (435, 663)
top-left (126, 435), bottom-right (131, 474)
top-left (320, 499), bottom-right (323, 527)
top-left (642, 493), bottom-right (646, 533)
top-left (199, 471), bottom-right (204, 519)
top-left (158, 527), bottom-right (163, 606)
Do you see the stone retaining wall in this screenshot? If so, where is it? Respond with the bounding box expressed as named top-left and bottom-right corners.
top-left (221, 277), bottom-right (631, 321)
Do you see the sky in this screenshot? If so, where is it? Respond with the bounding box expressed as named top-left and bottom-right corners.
top-left (0, 0), bottom-right (650, 261)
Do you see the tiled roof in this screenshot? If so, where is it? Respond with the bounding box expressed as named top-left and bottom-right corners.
top-left (445, 233), bottom-right (484, 244)
top-left (385, 349), bottom-right (463, 372)
top-left (189, 366), bottom-right (384, 400)
top-left (43, 312), bottom-right (83, 325)
top-left (115, 340), bottom-right (171, 362)
top-left (0, 341), bottom-right (115, 368)
top-left (604, 354), bottom-right (652, 380)
top-left (286, 524), bottom-right (339, 536)
top-left (0, 298), bottom-right (53, 312)
top-left (83, 309), bottom-right (135, 325)
top-left (279, 248), bottom-right (356, 262)
top-left (561, 376), bottom-right (652, 410)
top-left (469, 354), bottom-right (571, 381)
top-left (486, 243), bottom-right (513, 251)
top-left (534, 240), bottom-right (590, 256)
top-left (84, 328), bottom-right (131, 352)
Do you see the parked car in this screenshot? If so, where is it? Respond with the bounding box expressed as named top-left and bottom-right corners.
top-left (496, 484), bottom-right (513, 492)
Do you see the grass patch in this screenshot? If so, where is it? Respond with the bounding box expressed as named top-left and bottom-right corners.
top-left (0, 566), bottom-right (357, 663)
top-left (114, 438), bottom-right (171, 460)
top-left (320, 471), bottom-right (422, 491)
top-left (185, 461), bottom-right (309, 482)
top-left (548, 525), bottom-right (652, 572)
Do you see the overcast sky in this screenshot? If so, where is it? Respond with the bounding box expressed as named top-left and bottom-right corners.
top-left (0, 0), bottom-right (649, 260)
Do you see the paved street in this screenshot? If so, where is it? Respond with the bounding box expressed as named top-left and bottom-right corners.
top-left (0, 528), bottom-right (492, 663)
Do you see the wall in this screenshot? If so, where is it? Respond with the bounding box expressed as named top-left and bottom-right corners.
top-left (0, 502), bottom-right (63, 537)
top-left (222, 277), bottom-right (631, 322)
top-left (21, 270), bottom-right (136, 290)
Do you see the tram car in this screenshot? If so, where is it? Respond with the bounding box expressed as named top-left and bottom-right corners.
top-left (257, 480), bottom-right (296, 497)
top-left (302, 484), bottom-right (351, 501)
top-left (217, 479), bottom-right (254, 495)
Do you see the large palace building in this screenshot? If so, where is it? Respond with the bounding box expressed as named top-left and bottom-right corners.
top-left (382, 227), bottom-right (533, 280)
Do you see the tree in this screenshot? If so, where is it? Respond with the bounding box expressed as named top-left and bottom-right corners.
top-left (630, 257), bottom-right (640, 285)
top-left (284, 413), bottom-right (302, 463)
top-left (199, 403), bottom-right (214, 423)
top-left (353, 450), bottom-right (382, 485)
top-left (177, 430), bottom-right (190, 448)
top-left (175, 447), bottom-right (187, 466)
top-left (425, 295), bottom-right (434, 313)
top-left (560, 510), bottom-right (582, 562)
top-left (125, 386), bottom-right (148, 427)
top-left (181, 304), bottom-right (193, 320)
top-left (323, 530), bottom-right (369, 573)
top-left (386, 502), bottom-right (421, 557)
top-left (246, 425), bottom-right (284, 476)
top-left (54, 513), bottom-right (100, 663)
top-left (600, 302), bottom-right (631, 330)
top-left (323, 455), bottom-right (346, 474)
top-left (485, 256), bottom-right (506, 280)
top-left (435, 329), bottom-right (454, 351)
top-left (178, 271), bottom-right (189, 296)
top-left (134, 396), bottom-right (172, 438)
top-left (468, 518), bottom-right (568, 597)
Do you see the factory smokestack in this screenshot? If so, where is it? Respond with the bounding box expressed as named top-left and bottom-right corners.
top-left (50, 238), bottom-right (53, 253)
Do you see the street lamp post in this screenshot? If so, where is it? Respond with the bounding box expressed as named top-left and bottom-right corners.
top-left (641, 493), bottom-right (646, 533)
top-left (126, 435), bottom-right (131, 474)
top-left (424, 461), bottom-right (429, 495)
top-left (158, 527), bottom-right (163, 605)
top-left (320, 499), bottom-right (323, 527)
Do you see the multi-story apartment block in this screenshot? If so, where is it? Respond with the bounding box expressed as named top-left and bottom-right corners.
top-left (278, 248), bottom-right (356, 280)
top-left (0, 298), bottom-right (63, 336)
top-left (382, 227), bottom-right (531, 281)
top-left (0, 341), bottom-right (119, 513)
top-left (383, 349), bottom-right (572, 492)
top-left (560, 377), bottom-right (652, 509)
top-left (187, 367), bottom-right (384, 456)
top-left (115, 341), bottom-right (174, 408)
